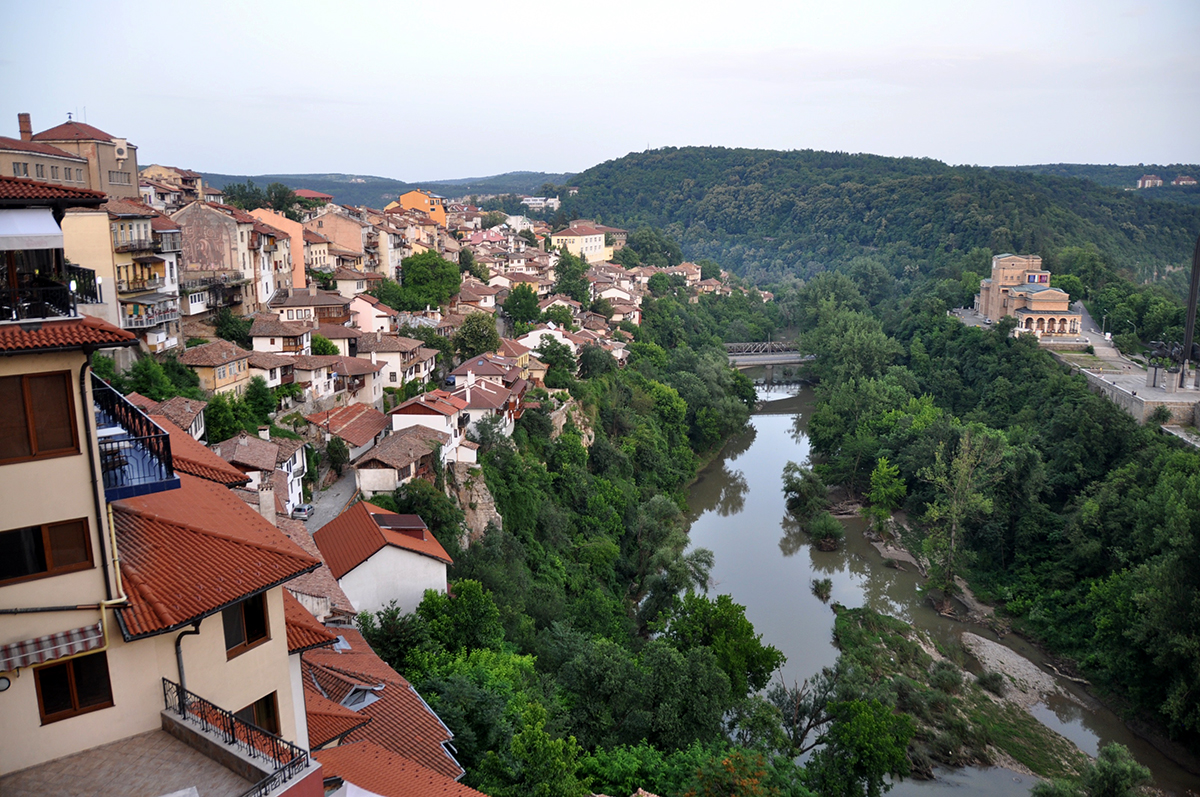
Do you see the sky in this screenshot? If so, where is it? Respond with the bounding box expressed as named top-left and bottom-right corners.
top-left (3, 0), bottom-right (1198, 181)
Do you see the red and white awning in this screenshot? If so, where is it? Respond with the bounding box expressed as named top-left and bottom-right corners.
top-left (0, 621), bottom-right (104, 671)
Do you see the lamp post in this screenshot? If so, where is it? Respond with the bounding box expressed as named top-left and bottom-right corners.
top-left (1101, 314), bottom-right (1108, 336)
top-left (1126, 319), bottom-right (1137, 340)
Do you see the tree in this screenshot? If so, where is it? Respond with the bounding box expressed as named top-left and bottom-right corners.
top-left (553, 249), bottom-right (590, 302)
top-left (479, 702), bottom-right (591, 797)
top-left (698, 259), bottom-right (721, 281)
top-left (417, 580), bottom-right (504, 654)
top-left (684, 748), bottom-right (779, 797)
top-left (781, 462), bottom-right (829, 521)
top-left (391, 478), bottom-right (465, 555)
top-left (221, 180), bottom-right (266, 211)
top-left (455, 312), bottom-right (501, 360)
top-left (862, 457), bottom-right (905, 532)
top-left (214, 308), bottom-right (251, 349)
top-left (648, 272), bottom-right (671, 297)
top-left (243, 376), bottom-right (275, 423)
top-left (459, 247), bottom-right (488, 282)
top-left (589, 297), bottom-right (614, 319)
top-left (804, 699), bottom-right (914, 797)
top-left (625, 227), bottom-right (682, 268)
top-left (204, 393), bottom-right (242, 443)
top-left (534, 337), bottom-right (576, 380)
top-left (327, 435), bottom-right (349, 476)
top-left (124, 356), bottom-right (175, 401)
top-left (541, 305), bottom-right (576, 330)
top-left (578, 344), bottom-right (616, 379)
top-left (482, 211), bottom-right (507, 229)
top-left (660, 592), bottom-right (785, 697)
top-left (504, 283), bottom-right (541, 324)
top-left (1031, 743), bottom-right (1151, 797)
top-left (310, 334), bottom-right (338, 355)
top-left (918, 427), bottom-right (1007, 591)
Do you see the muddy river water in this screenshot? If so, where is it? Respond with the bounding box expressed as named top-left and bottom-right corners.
top-left (685, 385), bottom-right (1200, 795)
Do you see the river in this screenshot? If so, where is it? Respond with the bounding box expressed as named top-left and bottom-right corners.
top-left (685, 384), bottom-right (1200, 796)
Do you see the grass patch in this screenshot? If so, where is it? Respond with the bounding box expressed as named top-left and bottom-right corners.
top-left (965, 694), bottom-right (1087, 780)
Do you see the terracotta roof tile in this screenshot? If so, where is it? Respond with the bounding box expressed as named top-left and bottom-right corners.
top-left (0, 175), bottom-right (106, 202)
top-left (390, 390), bottom-right (466, 418)
top-left (0, 136), bottom-right (86, 160)
top-left (295, 189), bottom-right (334, 201)
top-left (177, 339), bottom-right (250, 367)
top-left (304, 628), bottom-right (463, 778)
top-left (283, 590), bottom-right (339, 654)
top-left (248, 350), bottom-right (294, 370)
top-left (333, 267), bottom-right (383, 281)
top-left (0, 313), bottom-right (137, 354)
top-left (269, 289), bottom-right (349, 309)
top-left (249, 312), bottom-right (311, 339)
top-left (357, 426), bottom-right (449, 470)
top-left (212, 431), bottom-right (280, 473)
top-left (315, 323), bottom-right (361, 339)
top-left (357, 332), bottom-right (418, 354)
top-left (273, 436), bottom-right (306, 466)
top-left (304, 681), bottom-right (371, 748)
top-left (148, 414), bottom-right (248, 486)
top-left (112, 473), bottom-right (320, 639)
top-left (305, 404), bottom-right (389, 448)
top-left (312, 502), bottom-right (451, 579)
top-left (303, 228), bottom-right (329, 244)
top-left (32, 120), bottom-right (116, 142)
top-left (314, 741), bottom-right (483, 797)
top-left (154, 395), bottom-right (207, 431)
top-left (277, 520), bottom-right (356, 615)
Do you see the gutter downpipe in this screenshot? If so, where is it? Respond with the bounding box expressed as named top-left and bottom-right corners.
top-left (80, 349), bottom-right (112, 602)
top-left (174, 620), bottom-right (202, 696)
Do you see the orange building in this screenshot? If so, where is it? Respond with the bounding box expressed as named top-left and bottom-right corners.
top-left (388, 189), bottom-right (446, 226)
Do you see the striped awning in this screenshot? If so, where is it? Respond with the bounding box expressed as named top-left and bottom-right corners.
top-left (0, 621), bottom-right (104, 671)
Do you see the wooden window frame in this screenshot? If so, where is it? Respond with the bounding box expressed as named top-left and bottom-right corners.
top-left (222, 592), bottom-right (270, 659)
top-left (0, 518), bottom-right (93, 586)
top-left (0, 371), bottom-right (80, 465)
top-left (235, 691), bottom-right (280, 735)
top-left (34, 651), bottom-right (114, 724)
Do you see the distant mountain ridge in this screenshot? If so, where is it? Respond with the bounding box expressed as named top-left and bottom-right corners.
top-left (558, 146), bottom-right (1200, 281)
top-left (198, 171), bottom-right (575, 208)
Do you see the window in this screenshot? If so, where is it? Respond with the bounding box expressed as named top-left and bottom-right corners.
top-left (217, 366), bottom-right (227, 379)
top-left (51, 165), bottom-right (59, 180)
top-left (35, 164), bottom-right (45, 179)
top-left (287, 310), bottom-right (294, 320)
top-left (389, 372), bottom-right (397, 383)
top-left (234, 692), bottom-right (279, 734)
top-left (35, 651), bottom-right (113, 724)
top-left (223, 592), bottom-right (269, 658)
top-left (13, 162), bottom-right (28, 177)
top-left (107, 171), bottom-right (131, 186)
top-left (0, 372), bottom-right (79, 463)
top-left (0, 519), bottom-right (91, 585)
top-left (76, 169), bottom-right (83, 182)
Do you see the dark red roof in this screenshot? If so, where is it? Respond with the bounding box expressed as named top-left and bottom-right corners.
top-left (0, 314), bottom-right (137, 354)
top-left (312, 502), bottom-right (450, 579)
top-left (314, 741), bottom-right (483, 797)
top-left (305, 403), bottom-right (388, 448)
top-left (305, 681), bottom-right (371, 748)
top-left (0, 175), bottom-right (107, 202)
top-left (283, 590), bottom-right (339, 654)
top-left (0, 136), bottom-right (85, 160)
top-left (112, 473), bottom-right (321, 640)
top-left (148, 414), bottom-right (249, 487)
top-left (276, 520), bottom-right (356, 616)
top-left (295, 189), bottom-right (334, 201)
top-left (32, 120), bottom-right (116, 142)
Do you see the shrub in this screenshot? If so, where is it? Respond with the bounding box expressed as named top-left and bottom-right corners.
top-left (806, 511), bottom-right (845, 551)
top-left (811, 578), bottom-right (833, 602)
top-left (930, 660), bottom-right (963, 694)
top-left (976, 671), bottom-right (1006, 696)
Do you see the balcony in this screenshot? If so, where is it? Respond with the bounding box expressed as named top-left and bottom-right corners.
top-left (114, 238), bottom-right (160, 254)
top-left (162, 679), bottom-right (317, 797)
top-left (68, 264), bottom-right (101, 304)
top-left (334, 375), bottom-right (365, 394)
top-left (281, 339), bottom-right (305, 353)
top-left (1, 277), bottom-right (78, 321)
top-left (121, 309), bottom-right (180, 329)
top-left (92, 374), bottom-right (179, 501)
top-left (117, 276), bottom-right (166, 293)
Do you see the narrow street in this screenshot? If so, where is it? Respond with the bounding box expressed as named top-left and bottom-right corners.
top-left (305, 467), bottom-right (359, 532)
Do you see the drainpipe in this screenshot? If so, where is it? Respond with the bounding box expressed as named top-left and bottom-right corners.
top-left (80, 349), bottom-right (112, 602)
top-left (175, 620), bottom-right (202, 695)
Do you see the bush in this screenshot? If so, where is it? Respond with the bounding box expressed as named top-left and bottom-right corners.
top-left (929, 660), bottom-right (963, 694)
top-left (811, 578), bottom-right (833, 602)
top-left (807, 511), bottom-right (845, 551)
top-left (976, 671), bottom-right (1006, 696)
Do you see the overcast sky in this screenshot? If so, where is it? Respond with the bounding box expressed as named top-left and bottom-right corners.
top-left (3, 1), bottom-right (1197, 181)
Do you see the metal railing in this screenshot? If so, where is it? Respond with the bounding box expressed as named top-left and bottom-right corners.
top-left (118, 276), bottom-right (166, 292)
top-left (68, 264), bottom-right (101, 304)
top-left (121, 309), bottom-right (179, 329)
top-left (92, 374), bottom-right (175, 500)
top-left (724, 341), bottom-right (799, 354)
top-left (114, 238), bottom-right (160, 253)
top-left (1, 279), bottom-right (76, 321)
top-left (162, 678), bottom-right (310, 797)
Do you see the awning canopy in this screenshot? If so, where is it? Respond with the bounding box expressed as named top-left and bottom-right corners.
top-left (0, 621), bottom-right (104, 671)
top-left (133, 255), bottom-right (165, 264)
top-left (0, 208), bottom-right (64, 251)
top-left (122, 291), bottom-right (176, 306)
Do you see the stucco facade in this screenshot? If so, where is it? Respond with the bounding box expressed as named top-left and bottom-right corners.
top-left (337, 545), bottom-right (447, 616)
top-left (974, 253), bottom-right (1080, 335)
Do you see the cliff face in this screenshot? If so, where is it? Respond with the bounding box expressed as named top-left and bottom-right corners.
top-left (449, 461), bottom-right (502, 545)
top-left (550, 398), bottom-right (595, 446)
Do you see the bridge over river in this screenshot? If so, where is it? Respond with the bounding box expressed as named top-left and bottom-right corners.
top-left (725, 341), bottom-right (815, 369)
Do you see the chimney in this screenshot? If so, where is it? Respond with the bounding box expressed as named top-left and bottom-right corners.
top-left (18, 113), bottom-right (32, 142)
top-left (258, 425), bottom-right (270, 441)
top-left (257, 477), bottom-right (276, 526)
top-left (370, 350), bottom-right (377, 365)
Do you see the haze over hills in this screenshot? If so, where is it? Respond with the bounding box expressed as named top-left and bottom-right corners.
top-left (198, 170), bottom-right (575, 208)
top-left (556, 146), bottom-right (1200, 283)
top-left (998, 163), bottom-right (1200, 207)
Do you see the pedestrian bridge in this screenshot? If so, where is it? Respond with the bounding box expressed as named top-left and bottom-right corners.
top-left (724, 341), bottom-right (815, 369)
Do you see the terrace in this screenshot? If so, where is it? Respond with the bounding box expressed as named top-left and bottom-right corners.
top-left (92, 374), bottom-right (180, 501)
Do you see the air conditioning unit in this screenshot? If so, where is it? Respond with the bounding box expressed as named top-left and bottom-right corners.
top-left (112, 138), bottom-right (129, 161)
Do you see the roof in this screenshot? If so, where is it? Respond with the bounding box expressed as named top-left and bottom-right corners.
top-left (0, 175), bottom-right (107, 203)
top-left (123, 391), bottom-right (159, 412)
top-left (333, 267), bottom-right (383, 282)
top-left (357, 332), bottom-right (421, 354)
top-left (313, 501), bottom-right (451, 579)
top-left (303, 228), bottom-right (330, 244)
top-left (391, 390), bottom-right (467, 418)
top-left (154, 395), bottom-right (207, 430)
top-left (0, 136), bottom-right (85, 160)
top-left (102, 198), bottom-right (157, 218)
top-left (248, 350), bottom-right (295, 370)
top-left (177, 339), bottom-right (250, 367)
top-left (276, 520), bottom-right (356, 615)
top-left (149, 414), bottom-right (249, 486)
top-left (303, 628), bottom-right (463, 778)
top-left (295, 189), bottom-right (334, 201)
top-left (112, 473), bottom-right (321, 640)
top-left (498, 338), bottom-right (530, 358)
top-left (357, 425), bottom-right (449, 470)
top-left (283, 590), bottom-right (339, 654)
top-left (305, 681), bottom-right (371, 748)
top-left (314, 742), bottom-right (484, 797)
top-left (315, 323), bottom-right (362, 340)
top-left (330, 354), bottom-right (385, 376)
top-left (32, 120), bottom-right (116, 142)
top-left (0, 313), bottom-right (137, 354)
top-left (212, 431), bottom-right (281, 473)
top-left (450, 380), bottom-right (511, 411)
top-left (274, 436), bottom-right (306, 466)
top-left (450, 355), bottom-right (517, 379)
top-left (305, 403), bottom-right (389, 448)
top-left (269, 288), bottom-right (350, 309)
top-left (150, 214), bottom-right (180, 232)
top-left (249, 312), bottom-right (311, 339)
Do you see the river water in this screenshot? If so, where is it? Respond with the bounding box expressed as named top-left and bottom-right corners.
top-left (685, 384), bottom-right (1200, 795)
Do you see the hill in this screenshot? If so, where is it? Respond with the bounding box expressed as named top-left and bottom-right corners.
top-left (198, 171), bottom-right (574, 208)
top-left (557, 147), bottom-right (1200, 282)
top-left (999, 163), bottom-right (1200, 207)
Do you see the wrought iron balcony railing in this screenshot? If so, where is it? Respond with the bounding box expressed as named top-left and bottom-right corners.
top-left (92, 374), bottom-right (178, 501)
top-left (162, 678), bottom-right (310, 797)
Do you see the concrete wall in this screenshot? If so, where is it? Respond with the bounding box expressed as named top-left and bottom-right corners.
top-left (1082, 370), bottom-right (1199, 424)
top-left (338, 547), bottom-right (446, 616)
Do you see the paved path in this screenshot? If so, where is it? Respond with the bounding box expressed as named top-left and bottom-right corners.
top-left (306, 468), bottom-right (359, 532)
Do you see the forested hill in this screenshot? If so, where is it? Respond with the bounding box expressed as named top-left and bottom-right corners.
top-left (558, 147), bottom-right (1200, 282)
top-left (199, 170), bottom-right (574, 208)
top-left (999, 163), bottom-right (1200, 193)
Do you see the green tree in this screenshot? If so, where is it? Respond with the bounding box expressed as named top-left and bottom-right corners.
top-left (684, 748), bottom-right (779, 797)
top-left (479, 702), bottom-right (590, 797)
top-left (504, 283), bottom-right (541, 324)
top-left (535, 337), bottom-right (576, 381)
top-left (243, 375), bottom-right (275, 423)
top-left (578, 344), bottom-right (616, 379)
top-left (804, 699), bottom-right (914, 797)
top-left (589, 296), bottom-right (614, 319)
top-left (626, 227), bottom-right (683, 268)
top-left (124, 356), bottom-right (176, 401)
top-left (214, 308), bottom-right (252, 349)
top-left (327, 435), bottom-right (349, 476)
top-left (781, 462), bottom-right (829, 521)
top-left (417, 580), bottom-right (504, 654)
top-left (862, 457), bottom-right (905, 532)
top-left (310, 334), bottom-right (338, 355)
top-left (221, 180), bottom-right (266, 211)
top-left (660, 592), bottom-right (785, 697)
top-left (459, 247), bottom-right (489, 282)
top-left (204, 393), bottom-right (242, 443)
top-left (553, 249), bottom-right (590, 302)
top-left (698, 259), bottom-right (721, 281)
top-left (1031, 743), bottom-right (1151, 797)
top-left (391, 478), bottom-right (466, 555)
top-left (648, 272), bottom-right (671, 297)
top-left (455, 312), bottom-right (501, 360)
top-left (1051, 273), bottom-right (1086, 304)
top-left (482, 211), bottom-right (507, 229)
top-left (541, 305), bottom-right (576, 330)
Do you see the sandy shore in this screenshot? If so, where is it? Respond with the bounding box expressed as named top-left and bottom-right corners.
top-left (961, 632), bottom-right (1082, 710)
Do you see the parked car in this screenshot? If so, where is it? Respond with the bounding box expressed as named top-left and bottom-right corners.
top-left (292, 503), bottom-right (314, 520)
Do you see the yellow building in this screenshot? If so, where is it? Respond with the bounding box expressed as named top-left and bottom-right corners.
top-left (177, 339), bottom-right (252, 394)
top-left (388, 189), bottom-right (446, 226)
top-left (550, 222), bottom-right (610, 263)
top-left (974, 254), bottom-right (1080, 336)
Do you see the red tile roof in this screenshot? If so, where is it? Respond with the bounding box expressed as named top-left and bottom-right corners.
top-left (0, 175), bottom-right (107, 203)
top-left (112, 473), bottom-right (321, 639)
top-left (315, 323), bottom-right (362, 340)
top-left (312, 502), bottom-right (451, 579)
top-left (177, 339), bottom-right (250, 367)
top-left (314, 741), bottom-right (483, 797)
top-left (0, 314), bottom-right (137, 354)
top-left (0, 136), bottom-right (85, 160)
top-left (32, 120), bottom-right (116, 142)
top-left (154, 395), bottom-right (208, 432)
top-left (249, 312), bottom-right (311, 339)
top-left (304, 628), bottom-right (463, 778)
top-left (305, 403), bottom-right (389, 448)
top-left (148, 413), bottom-right (248, 486)
top-left (248, 350), bottom-right (294, 370)
top-left (390, 390), bottom-right (467, 418)
top-left (212, 431), bottom-right (280, 473)
top-left (277, 520), bottom-right (356, 616)
top-left (295, 189), bottom-right (334, 201)
top-left (356, 425), bottom-right (448, 470)
top-left (283, 590), bottom-right (339, 654)
top-left (303, 228), bottom-right (330, 244)
top-left (305, 680), bottom-right (371, 748)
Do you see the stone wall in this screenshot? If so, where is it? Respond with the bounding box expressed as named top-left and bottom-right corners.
top-left (1082, 370), bottom-right (1199, 424)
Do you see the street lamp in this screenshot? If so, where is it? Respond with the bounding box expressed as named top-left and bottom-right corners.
top-left (1126, 319), bottom-right (1137, 340)
top-left (1102, 314), bottom-right (1108, 336)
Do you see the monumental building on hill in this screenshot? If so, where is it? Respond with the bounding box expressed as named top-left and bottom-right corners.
top-left (974, 254), bottom-right (1081, 336)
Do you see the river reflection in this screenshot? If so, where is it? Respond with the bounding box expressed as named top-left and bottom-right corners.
top-left (686, 384), bottom-right (1200, 796)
